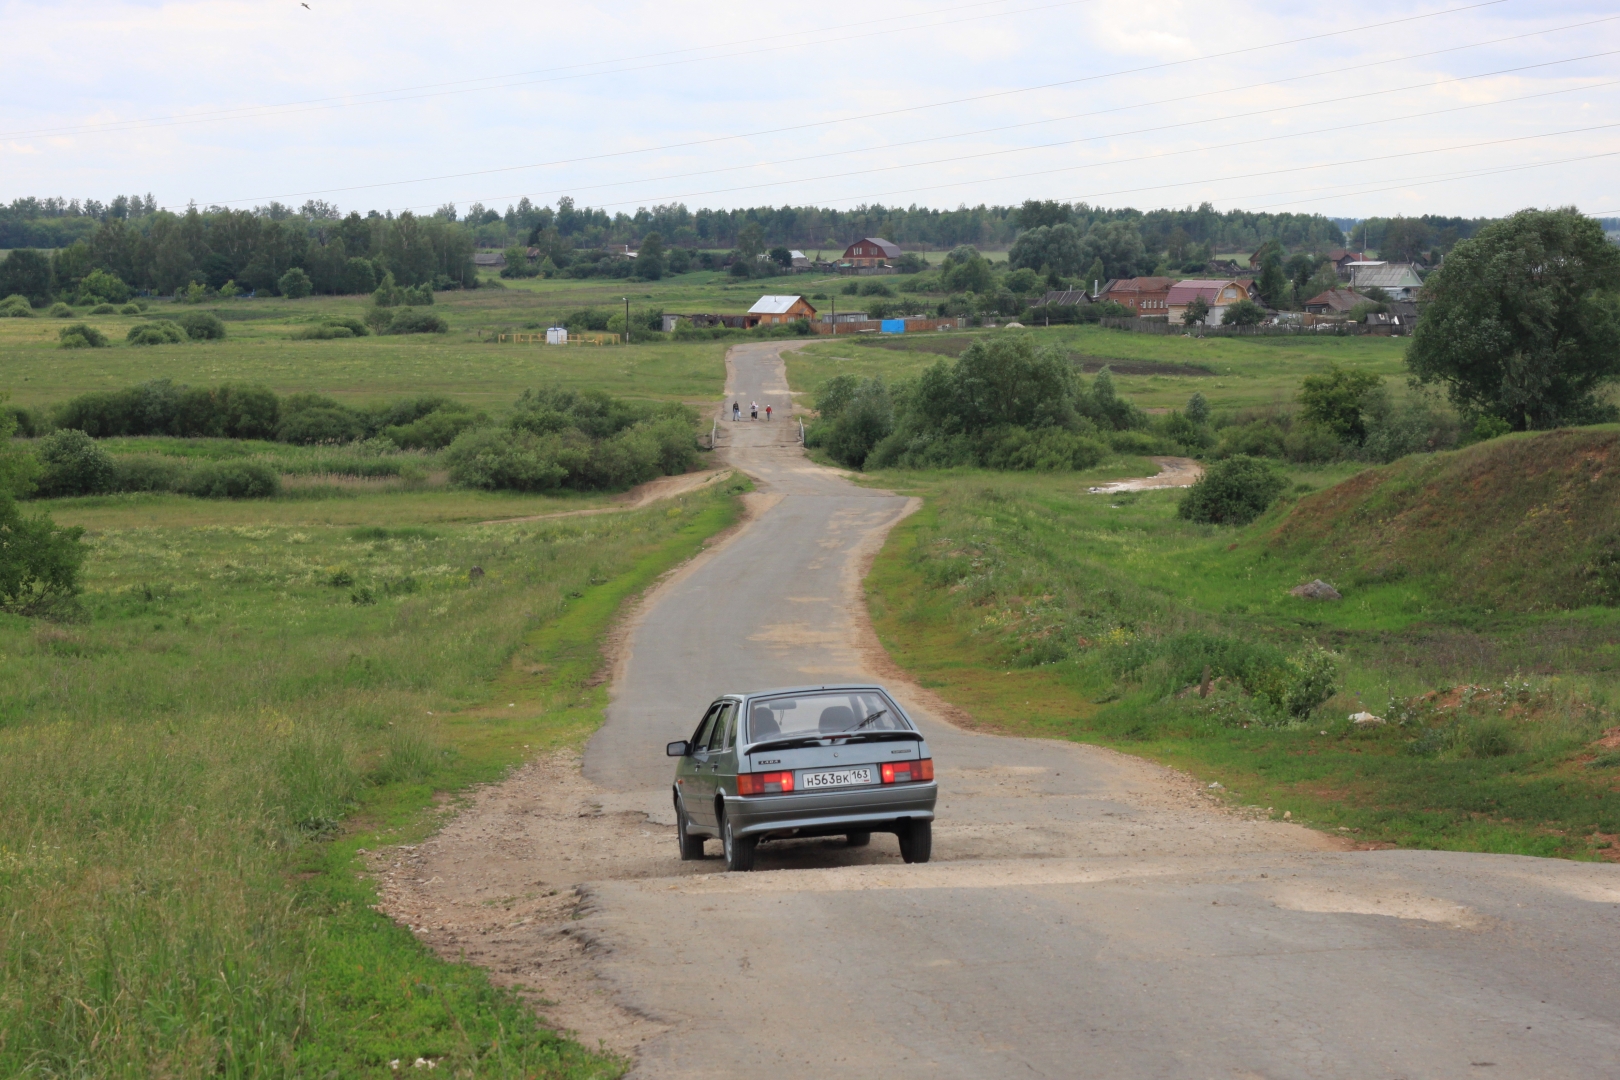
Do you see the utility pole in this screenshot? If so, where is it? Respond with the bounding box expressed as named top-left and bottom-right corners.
top-left (623, 296), bottom-right (630, 345)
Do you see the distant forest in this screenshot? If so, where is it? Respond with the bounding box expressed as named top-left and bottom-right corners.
top-left (0, 191), bottom-right (1512, 299)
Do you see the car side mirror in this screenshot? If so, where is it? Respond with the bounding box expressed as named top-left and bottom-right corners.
top-left (666, 740), bottom-right (689, 757)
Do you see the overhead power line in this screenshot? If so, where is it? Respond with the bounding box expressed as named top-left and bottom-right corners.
top-left (183, 0), bottom-right (1510, 210)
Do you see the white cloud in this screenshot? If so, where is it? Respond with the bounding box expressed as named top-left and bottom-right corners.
top-left (0, 0), bottom-right (1616, 218)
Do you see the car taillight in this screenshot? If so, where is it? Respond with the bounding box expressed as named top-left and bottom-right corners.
top-left (737, 771), bottom-right (794, 795)
top-left (882, 758), bottom-right (933, 784)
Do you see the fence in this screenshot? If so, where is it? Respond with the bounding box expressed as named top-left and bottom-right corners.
top-left (494, 332), bottom-right (620, 345)
top-left (1097, 317), bottom-right (1395, 338)
top-left (812, 316), bottom-right (966, 335)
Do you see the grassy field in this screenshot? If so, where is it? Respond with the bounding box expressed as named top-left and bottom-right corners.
top-left (0, 469), bottom-right (746, 1076)
top-left (788, 325), bottom-right (1412, 412)
top-left (0, 287), bottom-right (732, 411)
top-left (860, 448), bottom-right (1620, 861)
top-left (0, 282), bottom-right (753, 1074)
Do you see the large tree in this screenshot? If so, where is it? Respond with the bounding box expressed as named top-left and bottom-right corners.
top-left (0, 248), bottom-right (53, 305)
top-left (1008, 223), bottom-right (1084, 277)
top-left (1407, 208), bottom-right (1620, 429)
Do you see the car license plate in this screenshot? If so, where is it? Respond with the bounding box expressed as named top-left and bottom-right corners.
top-left (801, 768), bottom-right (873, 789)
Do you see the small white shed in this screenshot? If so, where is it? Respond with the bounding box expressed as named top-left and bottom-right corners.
top-left (545, 326), bottom-right (568, 345)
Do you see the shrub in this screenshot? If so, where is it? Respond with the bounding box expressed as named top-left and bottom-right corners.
top-left (180, 461), bottom-right (281, 499)
top-left (385, 308), bottom-right (448, 334)
top-left (1177, 455), bottom-right (1285, 525)
top-left (75, 269), bottom-right (132, 305)
top-left (981, 426), bottom-right (1109, 471)
top-left (402, 284), bottom-right (434, 306)
top-left (88, 303), bottom-right (117, 315)
top-left (444, 390), bottom-right (697, 492)
top-left (1214, 420), bottom-right (1286, 459)
top-left (109, 455), bottom-right (187, 492)
top-left (443, 427), bottom-right (568, 491)
top-left (58, 323), bottom-right (108, 348)
top-left (384, 407), bottom-right (487, 450)
top-left (1281, 423), bottom-right (1341, 464)
top-left (1, 294), bottom-right (35, 317)
top-left (0, 494), bottom-right (85, 614)
top-left (48, 302), bottom-right (74, 318)
top-left (277, 404), bottom-right (364, 444)
top-left (118, 303), bottom-right (141, 315)
top-left (127, 321), bottom-right (186, 345)
top-left (175, 311), bottom-right (226, 340)
top-left (277, 267), bottom-right (313, 298)
top-left (1220, 298), bottom-right (1266, 326)
top-left (291, 324), bottom-right (354, 340)
top-left (35, 429), bottom-right (116, 497)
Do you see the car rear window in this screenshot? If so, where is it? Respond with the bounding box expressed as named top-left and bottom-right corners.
top-left (746, 690), bottom-right (906, 742)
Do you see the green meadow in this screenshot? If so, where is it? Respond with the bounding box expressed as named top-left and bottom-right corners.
top-left (0, 280), bottom-right (762, 1076)
top-left (789, 325), bottom-right (1412, 412)
top-left (858, 444), bottom-right (1620, 862)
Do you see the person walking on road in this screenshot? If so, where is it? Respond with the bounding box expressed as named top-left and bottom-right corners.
top-left (765, 404), bottom-right (772, 421)
top-left (732, 402), bottom-right (740, 421)
top-left (750, 401), bottom-right (758, 420)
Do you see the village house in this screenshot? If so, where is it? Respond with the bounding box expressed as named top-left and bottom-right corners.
top-left (840, 238), bottom-right (901, 268)
top-left (790, 250), bottom-right (812, 269)
top-left (745, 294), bottom-right (817, 328)
top-left (1165, 279), bottom-right (1254, 325)
top-left (1034, 289), bottom-right (1092, 308)
top-left (1325, 249), bottom-right (1366, 279)
top-left (1303, 288), bottom-right (1368, 315)
top-left (1099, 276), bottom-right (1175, 316)
top-left (472, 251), bottom-right (506, 269)
top-left (1348, 262), bottom-right (1425, 301)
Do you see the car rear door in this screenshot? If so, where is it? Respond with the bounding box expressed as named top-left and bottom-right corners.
top-left (694, 701), bottom-right (736, 820)
top-left (709, 702), bottom-right (740, 803)
top-left (680, 704), bottom-right (721, 827)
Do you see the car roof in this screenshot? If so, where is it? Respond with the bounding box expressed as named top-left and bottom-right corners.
top-left (718, 684), bottom-right (892, 701)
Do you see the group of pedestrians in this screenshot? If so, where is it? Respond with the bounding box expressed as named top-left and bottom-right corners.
top-left (731, 401), bottom-right (771, 421)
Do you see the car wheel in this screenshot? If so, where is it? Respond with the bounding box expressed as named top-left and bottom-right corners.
top-left (898, 820), bottom-right (931, 864)
top-left (720, 805), bottom-right (756, 872)
top-left (675, 797), bottom-right (705, 861)
top-left (845, 831), bottom-right (871, 847)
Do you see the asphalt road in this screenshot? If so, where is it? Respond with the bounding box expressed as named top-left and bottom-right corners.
top-left (580, 341), bottom-right (1620, 1079)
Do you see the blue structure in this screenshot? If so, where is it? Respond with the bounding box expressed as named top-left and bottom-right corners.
top-left (880, 319), bottom-right (906, 334)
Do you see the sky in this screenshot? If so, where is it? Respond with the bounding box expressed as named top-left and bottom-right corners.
top-left (3, 0), bottom-right (1617, 222)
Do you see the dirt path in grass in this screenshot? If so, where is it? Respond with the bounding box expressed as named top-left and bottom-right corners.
top-left (1086, 454), bottom-right (1203, 493)
top-left (475, 467), bottom-right (732, 526)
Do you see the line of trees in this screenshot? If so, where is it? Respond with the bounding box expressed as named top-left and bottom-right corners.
top-left (0, 206), bottom-right (476, 302)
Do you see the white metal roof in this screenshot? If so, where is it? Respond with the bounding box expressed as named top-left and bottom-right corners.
top-left (748, 295), bottom-right (805, 314)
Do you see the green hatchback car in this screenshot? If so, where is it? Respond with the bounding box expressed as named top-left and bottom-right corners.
top-left (667, 684), bottom-right (938, 871)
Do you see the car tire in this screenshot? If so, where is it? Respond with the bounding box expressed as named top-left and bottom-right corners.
top-left (720, 805), bottom-right (756, 872)
top-left (845, 831), bottom-right (871, 847)
top-left (675, 798), bottom-right (705, 861)
top-left (898, 820), bottom-right (931, 864)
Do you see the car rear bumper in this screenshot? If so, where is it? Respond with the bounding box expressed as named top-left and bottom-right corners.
top-left (723, 782), bottom-right (936, 840)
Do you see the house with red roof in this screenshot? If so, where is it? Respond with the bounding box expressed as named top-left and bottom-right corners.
top-left (1165, 279), bottom-right (1255, 325)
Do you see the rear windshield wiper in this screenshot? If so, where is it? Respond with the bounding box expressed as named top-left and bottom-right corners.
top-left (836, 730), bottom-right (922, 744)
top-left (745, 735), bottom-right (826, 753)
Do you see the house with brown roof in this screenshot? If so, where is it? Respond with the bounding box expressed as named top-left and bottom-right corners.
top-left (841, 238), bottom-right (901, 267)
top-left (1100, 276), bottom-right (1175, 316)
top-left (1166, 279), bottom-right (1252, 325)
top-left (1324, 249), bottom-right (1366, 279)
top-left (1303, 288), bottom-right (1368, 315)
top-left (745, 294), bottom-right (817, 328)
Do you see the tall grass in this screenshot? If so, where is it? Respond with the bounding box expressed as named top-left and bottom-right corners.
top-left (0, 486), bottom-right (740, 1076)
top-left (863, 465), bottom-right (1620, 858)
